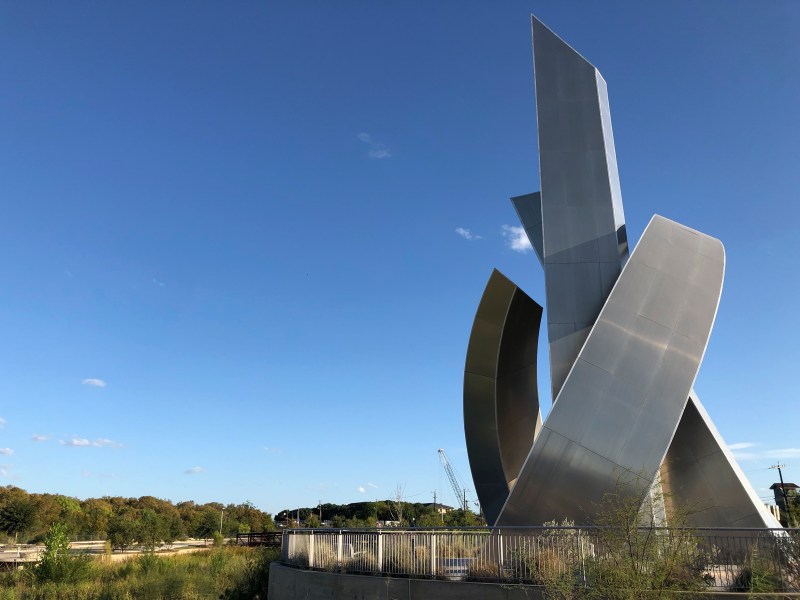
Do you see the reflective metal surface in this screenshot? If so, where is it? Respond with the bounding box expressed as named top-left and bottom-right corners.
top-left (511, 193), bottom-right (544, 267)
top-left (463, 16), bottom-right (779, 529)
top-left (495, 216), bottom-right (724, 526)
top-left (532, 16), bottom-right (628, 402)
top-left (661, 392), bottom-right (781, 528)
top-left (464, 269), bottom-right (543, 525)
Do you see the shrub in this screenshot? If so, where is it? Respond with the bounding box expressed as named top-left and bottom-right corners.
top-left (34, 522), bottom-right (93, 584)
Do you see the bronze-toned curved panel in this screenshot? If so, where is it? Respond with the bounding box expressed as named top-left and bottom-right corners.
top-left (464, 269), bottom-right (543, 525)
top-left (496, 215), bottom-right (724, 526)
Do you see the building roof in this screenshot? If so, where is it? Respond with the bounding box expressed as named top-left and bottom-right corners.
top-left (770, 483), bottom-right (798, 490)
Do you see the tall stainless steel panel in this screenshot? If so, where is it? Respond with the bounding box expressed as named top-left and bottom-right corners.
top-left (532, 16), bottom-right (628, 402)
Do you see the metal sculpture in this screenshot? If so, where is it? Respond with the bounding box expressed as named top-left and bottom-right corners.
top-left (464, 16), bottom-right (779, 528)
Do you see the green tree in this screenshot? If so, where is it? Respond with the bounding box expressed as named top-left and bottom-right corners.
top-left (139, 508), bottom-right (166, 550)
top-left (443, 508), bottom-right (481, 527)
top-left (0, 496), bottom-right (36, 543)
top-left (81, 498), bottom-right (113, 539)
top-left (303, 513), bottom-right (321, 528)
top-left (778, 489), bottom-right (800, 527)
top-left (195, 508), bottom-right (220, 540)
top-left (108, 511), bottom-right (138, 552)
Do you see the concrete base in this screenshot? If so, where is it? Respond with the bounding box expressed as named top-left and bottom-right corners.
top-left (268, 563), bottom-right (800, 600)
top-left (268, 563), bottom-right (544, 600)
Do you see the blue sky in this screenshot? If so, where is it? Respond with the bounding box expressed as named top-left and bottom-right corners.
top-left (1, 1), bottom-right (798, 515)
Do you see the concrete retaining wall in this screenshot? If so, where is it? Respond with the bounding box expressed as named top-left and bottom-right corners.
top-left (268, 563), bottom-right (800, 600)
top-left (268, 563), bottom-right (544, 599)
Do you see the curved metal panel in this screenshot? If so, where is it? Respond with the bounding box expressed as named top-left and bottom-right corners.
top-left (464, 269), bottom-right (543, 525)
top-left (532, 16), bottom-right (628, 402)
top-left (496, 215), bottom-right (724, 526)
top-left (661, 391), bottom-right (781, 528)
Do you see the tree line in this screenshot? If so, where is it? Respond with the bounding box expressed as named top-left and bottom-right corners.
top-left (0, 485), bottom-right (275, 549)
top-left (277, 500), bottom-right (483, 528)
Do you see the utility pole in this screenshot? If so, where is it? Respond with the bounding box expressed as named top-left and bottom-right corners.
top-left (319, 500), bottom-right (322, 523)
top-left (769, 464), bottom-right (793, 525)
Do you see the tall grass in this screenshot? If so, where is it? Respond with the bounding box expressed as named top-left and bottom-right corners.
top-left (0, 546), bottom-right (280, 600)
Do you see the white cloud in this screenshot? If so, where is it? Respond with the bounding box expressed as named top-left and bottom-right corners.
top-left (0, 417), bottom-right (5, 428)
top-left (368, 482), bottom-right (378, 489)
top-left (455, 227), bottom-right (482, 241)
top-left (502, 225), bottom-right (533, 253)
top-left (0, 448), bottom-right (13, 456)
top-left (58, 436), bottom-right (120, 448)
top-left (82, 378), bottom-right (107, 388)
top-left (92, 438), bottom-right (121, 448)
top-left (731, 447), bottom-right (800, 461)
top-left (264, 446), bottom-right (283, 455)
top-left (357, 132), bottom-right (392, 159)
top-left (61, 437), bottom-right (90, 447)
top-left (728, 442), bottom-right (757, 451)
top-left (357, 485), bottom-right (366, 494)
top-left (185, 466), bottom-right (205, 475)
top-left (32, 434), bottom-right (48, 442)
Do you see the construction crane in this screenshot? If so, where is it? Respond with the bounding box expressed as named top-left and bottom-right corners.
top-left (438, 448), bottom-right (468, 511)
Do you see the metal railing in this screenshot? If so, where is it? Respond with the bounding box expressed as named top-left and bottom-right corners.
top-left (235, 532), bottom-right (282, 547)
top-left (281, 527), bottom-right (800, 592)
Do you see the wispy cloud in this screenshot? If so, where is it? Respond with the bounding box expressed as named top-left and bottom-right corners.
top-left (502, 225), bottom-right (533, 253)
top-left (61, 437), bottom-right (91, 447)
top-left (185, 466), bottom-right (206, 475)
top-left (263, 446), bottom-right (283, 455)
top-left (357, 132), bottom-right (392, 159)
top-left (93, 438), bottom-right (122, 448)
top-left (82, 378), bottom-right (107, 388)
top-left (60, 437), bottom-right (121, 448)
top-left (731, 446), bottom-right (800, 461)
top-left (0, 448), bottom-right (13, 456)
top-left (728, 442), bottom-right (757, 451)
top-left (455, 227), bottom-right (482, 241)
top-left (152, 278), bottom-right (165, 288)
top-left (32, 434), bottom-right (48, 442)
top-left (0, 417), bottom-right (5, 428)
top-left (357, 485), bottom-right (366, 494)
top-left (368, 482), bottom-right (378, 489)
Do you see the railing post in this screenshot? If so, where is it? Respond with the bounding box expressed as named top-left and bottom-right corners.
top-left (308, 532), bottom-right (315, 569)
top-left (377, 530), bottom-right (383, 573)
top-left (281, 531), bottom-right (288, 562)
top-left (430, 532), bottom-right (437, 577)
top-left (497, 531), bottom-right (504, 580)
top-left (337, 531), bottom-right (343, 571)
